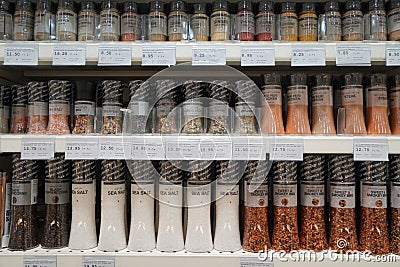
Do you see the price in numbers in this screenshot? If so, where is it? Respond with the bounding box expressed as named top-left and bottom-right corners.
top-left (21, 141), bottom-right (55, 160)
top-left (142, 45), bottom-right (176, 66)
top-left (100, 145), bottom-right (114, 151)
top-left (355, 147), bottom-right (370, 152)
top-left (98, 46), bottom-right (131, 66)
top-left (386, 46), bottom-right (400, 66)
top-left (240, 45), bottom-right (275, 66)
top-left (270, 142), bottom-right (303, 161)
top-left (24, 256), bottom-right (56, 267)
top-left (192, 45), bottom-right (226, 65)
top-left (65, 140), bottom-right (98, 160)
top-left (6, 51), bottom-right (21, 57)
top-left (82, 257), bottom-right (114, 267)
top-left (336, 44), bottom-right (371, 66)
top-left (291, 46), bottom-right (326, 66)
top-left (353, 140), bottom-right (388, 161)
top-left (52, 44), bottom-right (86, 66)
top-left (4, 44), bottom-right (39, 65)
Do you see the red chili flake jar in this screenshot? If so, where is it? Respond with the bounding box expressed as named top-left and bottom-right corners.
top-left (236, 0), bottom-right (254, 41)
top-left (255, 1), bottom-right (275, 41)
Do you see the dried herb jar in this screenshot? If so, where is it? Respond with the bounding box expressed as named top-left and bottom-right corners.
top-left (168, 0), bottom-right (188, 41)
top-left (100, 0), bottom-right (120, 41)
top-left (78, 1), bottom-right (98, 41)
top-left (148, 1), bottom-right (167, 41)
top-left (34, 0), bottom-right (56, 40)
top-left (56, 0), bottom-right (77, 41)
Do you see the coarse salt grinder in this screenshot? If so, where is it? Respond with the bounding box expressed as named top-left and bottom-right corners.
top-left (98, 160), bottom-right (127, 251)
top-left (68, 160), bottom-right (97, 250)
top-left (101, 80), bottom-right (123, 135)
top-left (127, 80), bottom-right (149, 134)
top-left (72, 81), bottom-right (96, 134)
top-left (10, 85), bottom-right (28, 134)
top-left (47, 80), bottom-right (72, 134)
top-left (27, 81), bottom-right (49, 134)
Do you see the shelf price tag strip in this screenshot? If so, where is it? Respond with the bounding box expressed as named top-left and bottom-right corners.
top-left (240, 257), bottom-right (273, 267)
top-left (82, 256), bottom-right (115, 267)
top-left (192, 44), bottom-right (226, 65)
top-left (336, 44), bottom-right (371, 66)
top-left (53, 43), bottom-right (86, 66)
top-left (240, 44), bottom-right (275, 66)
top-left (269, 138), bottom-right (304, 161)
top-left (4, 43), bottom-right (39, 66)
top-left (165, 139), bottom-right (201, 160)
top-left (21, 138), bottom-right (55, 160)
top-left (142, 44), bottom-right (176, 66)
top-left (199, 138), bottom-right (232, 160)
top-left (65, 136), bottom-right (99, 160)
top-left (98, 45), bottom-right (132, 66)
top-left (24, 255), bottom-right (57, 267)
top-left (291, 44), bottom-right (326, 66)
top-left (232, 137), bottom-right (265, 160)
top-left (131, 136), bottom-right (165, 160)
top-left (353, 138), bottom-right (389, 161)
top-left (98, 137), bottom-right (132, 160)
top-left (386, 43), bottom-right (400, 66)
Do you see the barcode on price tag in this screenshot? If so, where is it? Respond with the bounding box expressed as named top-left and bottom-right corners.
top-left (336, 44), bottom-right (371, 66)
top-left (98, 45), bottom-right (131, 66)
top-left (142, 45), bottom-right (176, 66)
top-left (21, 140), bottom-right (55, 160)
top-left (270, 140), bottom-right (304, 161)
top-left (241, 45), bottom-right (275, 66)
top-left (240, 257), bottom-right (273, 267)
top-left (53, 44), bottom-right (86, 66)
top-left (24, 256), bottom-right (57, 267)
top-left (386, 44), bottom-right (400, 66)
top-left (65, 138), bottom-right (99, 159)
top-left (4, 43), bottom-right (39, 65)
top-left (192, 45), bottom-right (226, 65)
top-left (199, 139), bottom-right (232, 160)
top-left (353, 139), bottom-right (388, 161)
top-left (131, 137), bottom-right (165, 160)
top-left (291, 45), bottom-right (326, 66)
top-left (82, 257), bottom-right (114, 267)
top-left (98, 138), bottom-right (131, 159)
top-left (166, 140), bottom-right (201, 160)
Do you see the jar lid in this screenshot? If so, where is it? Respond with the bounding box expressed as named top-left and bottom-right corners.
top-left (123, 1), bottom-right (137, 12)
top-left (369, 0), bottom-right (385, 11)
top-left (281, 1), bottom-right (296, 12)
top-left (212, 0), bottom-right (228, 11)
top-left (209, 80), bottom-right (230, 102)
top-left (324, 1), bottom-right (339, 12)
top-left (238, 0), bottom-right (252, 11)
top-left (58, 0), bottom-right (74, 9)
top-left (37, 0), bottom-right (52, 10)
top-left (11, 85), bottom-right (28, 104)
top-left (81, 1), bottom-right (95, 10)
top-left (192, 3), bottom-right (207, 14)
top-left (274, 161), bottom-right (297, 182)
top-left (150, 1), bottom-right (166, 12)
top-left (48, 80), bottom-right (72, 101)
top-left (27, 81), bottom-right (49, 102)
top-left (258, 1), bottom-right (273, 12)
top-left (0, 0), bottom-right (10, 12)
top-left (96, 83), bottom-right (104, 105)
top-left (301, 2), bottom-right (315, 12)
top-left (16, 0), bottom-right (32, 11)
top-left (101, 80), bottom-right (123, 102)
top-left (343, 73), bottom-right (363, 86)
top-left (72, 160), bottom-right (96, 182)
top-left (390, 0), bottom-right (400, 9)
top-left (75, 81), bottom-right (96, 101)
top-left (314, 74), bottom-right (331, 87)
top-left (170, 0), bottom-right (186, 12)
top-left (345, 0), bottom-right (361, 11)
top-left (300, 155), bottom-right (326, 181)
top-left (289, 73), bottom-right (307, 86)
top-left (329, 155), bottom-right (355, 182)
top-left (101, 0), bottom-right (117, 10)
top-left (261, 73), bottom-right (281, 86)
top-left (128, 80), bottom-right (147, 100)
top-left (366, 73), bottom-right (386, 87)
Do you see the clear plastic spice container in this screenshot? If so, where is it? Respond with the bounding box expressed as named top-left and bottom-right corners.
top-left (72, 81), bottom-right (96, 134)
top-left (278, 1), bottom-right (298, 41)
top-left (318, 1), bottom-right (341, 41)
top-left (27, 81), bottom-right (49, 134)
top-left (210, 0), bottom-right (231, 41)
top-left (10, 85), bottom-right (28, 134)
top-left (34, 0), bottom-right (56, 40)
top-left (0, 0), bottom-right (13, 40)
top-left (388, 0), bottom-right (400, 41)
top-left (261, 73), bottom-right (284, 134)
top-left (100, 0), bottom-right (120, 41)
top-left (14, 0), bottom-right (34, 41)
top-left (359, 161), bottom-right (390, 255)
top-left (272, 161), bottom-right (300, 252)
top-left (389, 155), bottom-right (400, 255)
top-left (56, 0), bottom-right (77, 41)
top-left (298, 2), bottom-right (317, 41)
top-left (235, 80), bottom-right (257, 134)
top-left (0, 85), bottom-right (11, 133)
top-left (8, 155), bottom-right (38, 251)
top-left (78, 1), bottom-right (98, 41)
top-left (148, 1), bottom-right (167, 41)
top-left (365, 0), bottom-right (387, 41)
top-left (155, 79), bottom-right (178, 134)
top-left (42, 154), bottom-right (70, 249)
top-left (255, 1), bottom-right (275, 41)
top-left (342, 0), bottom-right (363, 41)
top-left (190, 3), bottom-right (209, 41)
top-left (168, 0), bottom-right (188, 41)
top-left (208, 80), bottom-right (230, 134)
top-left (101, 80), bottom-right (123, 135)
top-left (390, 74), bottom-right (400, 134)
top-left (299, 155), bottom-right (328, 251)
top-left (235, 0), bottom-right (254, 41)
top-left (182, 80), bottom-right (204, 134)
top-left (47, 80), bottom-right (71, 134)
top-left (121, 1), bottom-right (140, 41)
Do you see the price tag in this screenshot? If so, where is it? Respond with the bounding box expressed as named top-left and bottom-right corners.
top-left (336, 44), bottom-right (371, 66)
top-left (166, 140), bottom-right (201, 160)
top-left (24, 256), bottom-right (57, 267)
top-left (199, 139), bottom-right (232, 160)
top-left (240, 257), bottom-right (273, 267)
top-left (241, 45), bottom-right (275, 66)
top-left (291, 45), bottom-right (326, 66)
top-left (98, 138), bottom-right (131, 159)
top-left (353, 139), bottom-right (388, 161)
top-left (131, 138), bottom-right (165, 160)
top-left (270, 140), bottom-right (304, 161)
top-left (98, 45), bottom-right (132, 66)
top-left (386, 44), bottom-right (400, 66)
top-left (82, 257), bottom-right (115, 267)
top-left (53, 44), bottom-right (86, 66)
top-left (4, 43), bottom-right (38, 66)
top-left (65, 138), bottom-right (98, 159)
top-left (142, 45), bottom-right (176, 66)
top-left (232, 139), bottom-right (265, 160)
top-left (21, 140), bottom-right (55, 160)
top-left (192, 45), bottom-right (226, 65)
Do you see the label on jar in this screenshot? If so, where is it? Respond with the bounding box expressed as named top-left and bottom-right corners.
top-left (210, 12), bottom-right (231, 34)
top-left (168, 13), bottom-right (188, 35)
top-left (300, 181), bottom-right (325, 207)
top-left (57, 10), bottom-right (77, 34)
top-left (78, 12), bottom-right (97, 36)
top-left (342, 13), bottom-right (363, 36)
top-left (190, 14), bottom-right (209, 37)
top-left (49, 103), bottom-right (69, 115)
top-left (183, 102), bottom-right (203, 116)
top-left (159, 183), bottom-right (182, 206)
top-left (157, 102), bottom-right (174, 117)
top-left (12, 179), bottom-right (38, 205)
top-left (103, 105), bottom-right (122, 117)
top-left (330, 182), bottom-right (356, 209)
top-left (72, 182), bottom-right (95, 205)
top-left (12, 106), bottom-right (27, 117)
top-left (262, 85), bottom-right (282, 105)
top-left (45, 180), bottom-right (70, 204)
top-left (280, 15), bottom-right (298, 36)
top-left (312, 86), bottom-right (333, 106)
top-left (287, 85), bottom-right (308, 106)
top-left (236, 12), bottom-right (255, 34)
top-left (367, 87), bottom-right (388, 107)
top-left (130, 101), bottom-right (149, 116)
top-left (186, 183), bottom-right (211, 207)
top-left (298, 15), bottom-right (318, 38)
top-left (121, 13), bottom-right (140, 35)
top-left (255, 13), bottom-right (274, 36)
top-left (390, 87), bottom-right (400, 108)
top-left (388, 9), bottom-right (400, 33)
top-left (217, 183), bottom-right (239, 197)
top-left (29, 102), bottom-right (49, 116)
top-left (34, 12), bottom-right (53, 34)
top-left (235, 104), bottom-right (254, 117)
top-left (100, 12), bottom-right (120, 35)
top-left (361, 183), bottom-right (387, 208)
top-left (3, 182), bottom-right (11, 239)
top-left (341, 85), bottom-right (363, 106)
top-left (149, 14), bottom-right (167, 35)
top-left (391, 182), bottom-right (400, 208)
top-left (101, 182), bottom-right (125, 205)
top-left (273, 182), bottom-right (297, 207)
top-left (75, 102), bottom-right (95, 116)
top-left (131, 183), bottom-right (154, 198)
top-left (209, 103), bottom-right (229, 117)
top-left (244, 183), bottom-right (268, 207)
top-left (14, 11), bottom-right (34, 36)
top-left (0, 14), bottom-right (13, 37)
top-left (370, 13), bottom-right (387, 34)
top-left (326, 12), bottom-right (342, 36)
top-left (0, 105), bottom-right (10, 119)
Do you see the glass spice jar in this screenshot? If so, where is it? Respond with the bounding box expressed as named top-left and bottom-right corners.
top-left (27, 81), bottom-right (49, 134)
top-left (0, 171), bottom-right (11, 248)
top-left (279, 1), bottom-right (298, 41)
top-left (102, 80), bottom-right (123, 135)
top-left (13, 0), bottom-right (34, 41)
top-left (78, 1), bottom-right (98, 41)
top-left (155, 79), bottom-right (178, 134)
top-left (100, 0), bottom-right (120, 41)
top-left (389, 155), bottom-right (400, 255)
top-left (182, 80), bottom-right (204, 134)
top-left (0, 0), bottom-right (13, 40)
top-left (210, 0), bottom-right (231, 41)
top-left (235, 0), bottom-right (254, 41)
top-left (299, 155), bottom-right (328, 251)
top-left (127, 80), bottom-right (148, 134)
top-left (72, 81), bottom-right (96, 134)
top-left (47, 80), bottom-right (71, 134)
top-left (148, 1), bottom-right (167, 41)
top-left (298, 2), bottom-right (317, 41)
top-left (56, 0), bottom-right (77, 41)
top-left (41, 154), bottom-right (70, 249)
top-left (190, 3), bottom-right (209, 41)
top-left (0, 85), bottom-right (11, 133)
top-left (8, 155), bottom-right (38, 251)
top-left (208, 80), bottom-right (230, 135)
top-left (388, 0), bottom-right (400, 41)
top-left (255, 1), bottom-right (275, 41)
top-left (342, 0), bottom-right (363, 41)
top-left (390, 74), bottom-right (400, 134)
top-left (365, 0), bottom-right (387, 41)
top-left (121, 1), bottom-right (140, 41)
top-left (235, 80), bottom-right (257, 134)
top-left (260, 73), bottom-right (284, 134)
top-left (319, 1), bottom-right (341, 41)
top-left (168, 0), bottom-right (188, 41)
top-left (34, 0), bottom-right (56, 41)
top-left (10, 85), bottom-right (28, 134)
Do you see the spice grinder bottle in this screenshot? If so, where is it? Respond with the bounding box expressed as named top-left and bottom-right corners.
top-left (10, 85), bottom-right (28, 134)
top-left (13, 0), bottom-right (34, 41)
top-left (78, 1), bottom-right (98, 41)
top-left (27, 81), bottom-right (49, 134)
top-left (182, 80), bottom-right (204, 134)
top-left (95, 82), bottom-right (104, 133)
top-left (255, 1), bottom-right (275, 41)
top-left (279, 1), bottom-right (298, 41)
top-left (208, 80), bottom-right (230, 135)
top-left (0, 0), bottom-right (13, 40)
top-left (388, 0), bottom-right (400, 41)
top-left (0, 171), bottom-right (11, 248)
top-left (121, 1), bottom-right (141, 41)
top-left (47, 80), bottom-right (72, 134)
top-left (72, 81), bottom-right (96, 134)
top-left (127, 80), bottom-right (149, 134)
top-left (342, 0), bottom-right (363, 41)
top-left (0, 85), bottom-right (11, 133)
top-left (298, 2), bottom-right (318, 41)
top-left (155, 79), bottom-right (178, 134)
top-left (234, 80), bottom-right (257, 134)
top-left (389, 155), bottom-right (400, 255)
top-left (318, 1), bottom-right (341, 41)
top-left (101, 80), bottom-right (123, 135)
top-left (365, 0), bottom-right (387, 41)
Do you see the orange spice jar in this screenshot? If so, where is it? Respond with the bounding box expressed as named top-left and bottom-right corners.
top-left (298, 2), bottom-right (317, 41)
top-left (279, 1), bottom-right (297, 41)
top-left (121, 1), bottom-right (140, 41)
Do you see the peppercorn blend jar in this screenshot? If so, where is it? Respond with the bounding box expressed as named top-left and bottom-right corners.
top-left (27, 81), bottom-right (49, 134)
top-left (148, 1), bottom-right (167, 41)
top-left (100, 0), bottom-right (120, 41)
top-left (168, 0), bottom-right (188, 41)
top-left (255, 1), bottom-right (275, 41)
top-left (190, 3), bottom-right (209, 41)
top-left (34, 0), bottom-right (56, 40)
top-left (56, 0), bottom-right (77, 41)
top-left (101, 80), bottom-right (123, 134)
top-left (121, 1), bottom-right (141, 41)
top-left (78, 1), bottom-right (98, 41)
top-left (389, 155), bottom-right (400, 255)
top-left (13, 0), bottom-right (34, 41)
top-left (210, 0), bottom-right (231, 41)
